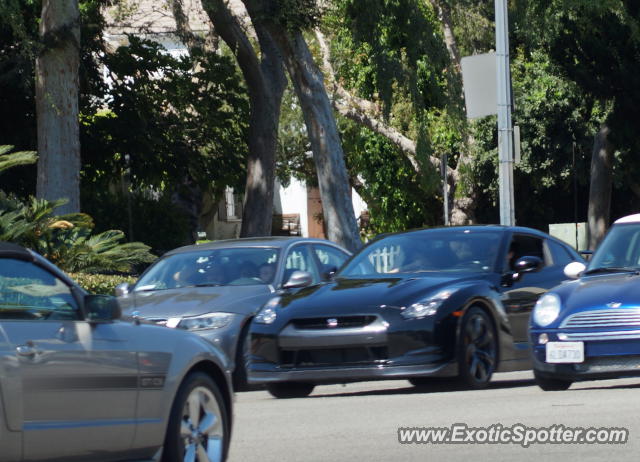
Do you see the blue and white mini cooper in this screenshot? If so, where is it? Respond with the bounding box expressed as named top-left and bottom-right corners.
top-left (530, 214), bottom-right (640, 391)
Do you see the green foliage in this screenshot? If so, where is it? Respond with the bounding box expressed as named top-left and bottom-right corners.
top-left (68, 272), bottom-right (137, 295)
top-left (81, 189), bottom-right (192, 255)
top-left (83, 36), bottom-right (248, 194)
top-left (327, 0), bottom-right (450, 119)
top-left (470, 50), bottom-right (603, 227)
top-left (0, 193), bottom-right (156, 273)
top-left (0, 145), bottom-right (37, 173)
top-left (341, 119), bottom-right (442, 235)
top-left (263, 0), bottom-right (324, 31)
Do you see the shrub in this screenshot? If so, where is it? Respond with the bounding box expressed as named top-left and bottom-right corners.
top-left (68, 272), bottom-right (137, 295)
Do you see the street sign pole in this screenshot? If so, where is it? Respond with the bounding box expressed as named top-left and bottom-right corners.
top-left (495, 0), bottom-right (515, 226)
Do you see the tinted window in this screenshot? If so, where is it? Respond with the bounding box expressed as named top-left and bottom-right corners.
top-left (589, 223), bottom-right (640, 269)
top-left (547, 239), bottom-right (576, 266)
top-left (313, 245), bottom-right (349, 273)
top-left (135, 247), bottom-right (279, 290)
top-left (284, 245), bottom-right (319, 283)
top-left (339, 230), bottom-right (502, 276)
top-left (0, 258), bottom-right (79, 320)
top-left (506, 234), bottom-right (546, 270)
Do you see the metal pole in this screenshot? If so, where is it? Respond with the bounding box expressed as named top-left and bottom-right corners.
top-left (495, 0), bottom-right (515, 225)
top-left (442, 153), bottom-right (449, 225)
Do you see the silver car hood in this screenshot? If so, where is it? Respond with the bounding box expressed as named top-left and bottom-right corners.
top-left (118, 284), bottom-right (274, 319)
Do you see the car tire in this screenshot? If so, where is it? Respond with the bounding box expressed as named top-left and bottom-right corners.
top-left (456, 307), bottom-right (498, 389)
top-left (162, 372), bottom-right (229, 462)
top-left (266, 382), bottom-right (315, 399)
top-left (408, 377), bottom-right (433, 387)
top-left (232, 322), bottom-right (252, 392)
top-left (534, 371), bottom-right (572, 391)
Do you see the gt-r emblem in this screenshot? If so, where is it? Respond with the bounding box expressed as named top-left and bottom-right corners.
top-left (607, 302), bottom-right (622, 308)
top-left (327, 318), bottom-right (338, 328)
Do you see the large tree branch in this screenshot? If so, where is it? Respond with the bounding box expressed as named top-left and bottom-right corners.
top-left (428, 0), bottom-right (461, 72)
top-left (169, 0), bottom-right (205, 50)
top-left (315, 29), bottom-right (440, 173)
top-left (200, 0), bottom-right (265, 96)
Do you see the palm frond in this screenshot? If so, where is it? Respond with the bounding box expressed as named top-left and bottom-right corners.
top-left (0, 145), bottom-right (37, 173)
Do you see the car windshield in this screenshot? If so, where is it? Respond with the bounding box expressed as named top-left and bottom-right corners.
top-left (338, 230), bottom-right (502, 277)
top-left (134, 247), bottom-right (280, 291)
top-left (587, 223), bottom-right (640, 273)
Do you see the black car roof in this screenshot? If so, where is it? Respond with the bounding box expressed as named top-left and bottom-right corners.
top-left (164, 236), bottom-right (346, 256)
top-left (378, 224), bottom-right (549, 239)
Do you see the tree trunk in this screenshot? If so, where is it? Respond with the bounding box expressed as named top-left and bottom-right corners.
top-left (587, 125), bottom-right (613, 249)
top-left (266, 28), bottom-right (362, 251)
top-left (201, 0), bottom-right (286, 237)
top-left (35, 0), bottom-right (81, 214)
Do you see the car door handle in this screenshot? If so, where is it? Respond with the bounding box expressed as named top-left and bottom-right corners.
top-left (16, 344), bottom-right (37, 358)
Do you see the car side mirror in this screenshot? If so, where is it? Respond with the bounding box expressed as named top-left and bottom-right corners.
top-left (84, 295), bottom-right (122, 322)
top-left (513, 256), bottom-right (543, 274)
top-left (283, 270), bottom-right (313, 289)
top-left (564, 261), bottom-right (586, 279)
top-left (114, 282), bottom-right (131, 297)
top-left (501, 256), bottom-right (543, 286)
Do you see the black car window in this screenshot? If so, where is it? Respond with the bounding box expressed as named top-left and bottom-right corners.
top-left (506, 234), bottom-right (547, 271)
top-left (312, 244), bottom-right (349, 273)
top-left (284, 245), bottom-right (320, 284)
top-left (0, 258), bottom-right (79, 320)
top-left (340, 230), bottom-right (502, 276)
top-left (546, 239), bottom-right (576, 266)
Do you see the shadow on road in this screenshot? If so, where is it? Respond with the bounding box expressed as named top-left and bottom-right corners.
top-left (309, 377), bottom-right (535, 399)
top-left (576, 380), bottom-right (640, 392)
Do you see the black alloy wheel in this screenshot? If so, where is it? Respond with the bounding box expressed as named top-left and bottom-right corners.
top-left (266, 382), bottom-right (315, 399)
top-left (457, 307), bottom-right (497, 389)
top-left (534, 370), bottom-right (572, 391)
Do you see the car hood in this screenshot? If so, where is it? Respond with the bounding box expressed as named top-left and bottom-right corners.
top-left (558, 272), bottom-right (640, 317)
top-left (118, 284), bottom-right (274, 319)
top-left (280, 273), bottom-right (488, 316)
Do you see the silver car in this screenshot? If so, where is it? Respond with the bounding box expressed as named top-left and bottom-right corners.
top-left (116, 237), bottom-right (351, 390)
top-left (0, 242), bottom-right (232, 462)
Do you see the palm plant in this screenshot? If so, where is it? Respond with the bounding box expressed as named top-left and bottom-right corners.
top-left (0, 148), bottom-right (156, 273)
top-left (0, 145), bottom-right (37, 173)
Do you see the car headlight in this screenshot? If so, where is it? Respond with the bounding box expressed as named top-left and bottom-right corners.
top-left (533, 293), bottom-right (561, 326)
top-left (402, 289), bottom-right (455, 319)
top-left (172, 312), bottom-right (235, 331)
top-left (255, 297), bottom-right (281, 325)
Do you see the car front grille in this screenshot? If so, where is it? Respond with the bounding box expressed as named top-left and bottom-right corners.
top-left (291, 316), bottom-right (377, 330)
top-left (561, 308), bottom-right (640, 329)
top-left (279, 346), bottom-right (388, 368)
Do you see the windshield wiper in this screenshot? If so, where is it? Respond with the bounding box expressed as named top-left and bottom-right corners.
top-left (583, 266), bottom-right (640, 275)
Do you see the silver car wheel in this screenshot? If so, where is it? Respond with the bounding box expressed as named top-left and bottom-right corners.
top-left (181, 386), bottom-right (224, 462)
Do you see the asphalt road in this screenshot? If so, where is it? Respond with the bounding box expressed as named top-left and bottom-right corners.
top-left (227, 371), bottom-right (640, 461)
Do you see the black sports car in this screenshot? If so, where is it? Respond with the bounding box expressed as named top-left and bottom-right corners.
top-left (248, 226), bottom-right (584, 398)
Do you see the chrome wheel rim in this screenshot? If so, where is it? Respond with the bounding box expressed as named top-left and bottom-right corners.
top-left (180, 386), bottom-right (224, 462)
top-left (464, 313), bottom-right (496, 383)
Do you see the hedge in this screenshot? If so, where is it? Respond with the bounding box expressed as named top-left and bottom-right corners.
top-left (68, 273), bottom-right (137, 295)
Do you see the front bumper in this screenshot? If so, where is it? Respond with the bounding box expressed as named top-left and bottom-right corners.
top-left (248, 360), bottom-right (458, 384)
top-left (249, 312), bottom-right (460, 384)
top-left (530, 328), bottom-right (640, 380)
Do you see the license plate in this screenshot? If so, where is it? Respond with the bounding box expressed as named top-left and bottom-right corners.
top-left (546, 341), bottom-right (584, 363)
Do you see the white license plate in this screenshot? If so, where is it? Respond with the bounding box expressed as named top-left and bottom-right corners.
top-left (546, 341), bottom-right (584, 363)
